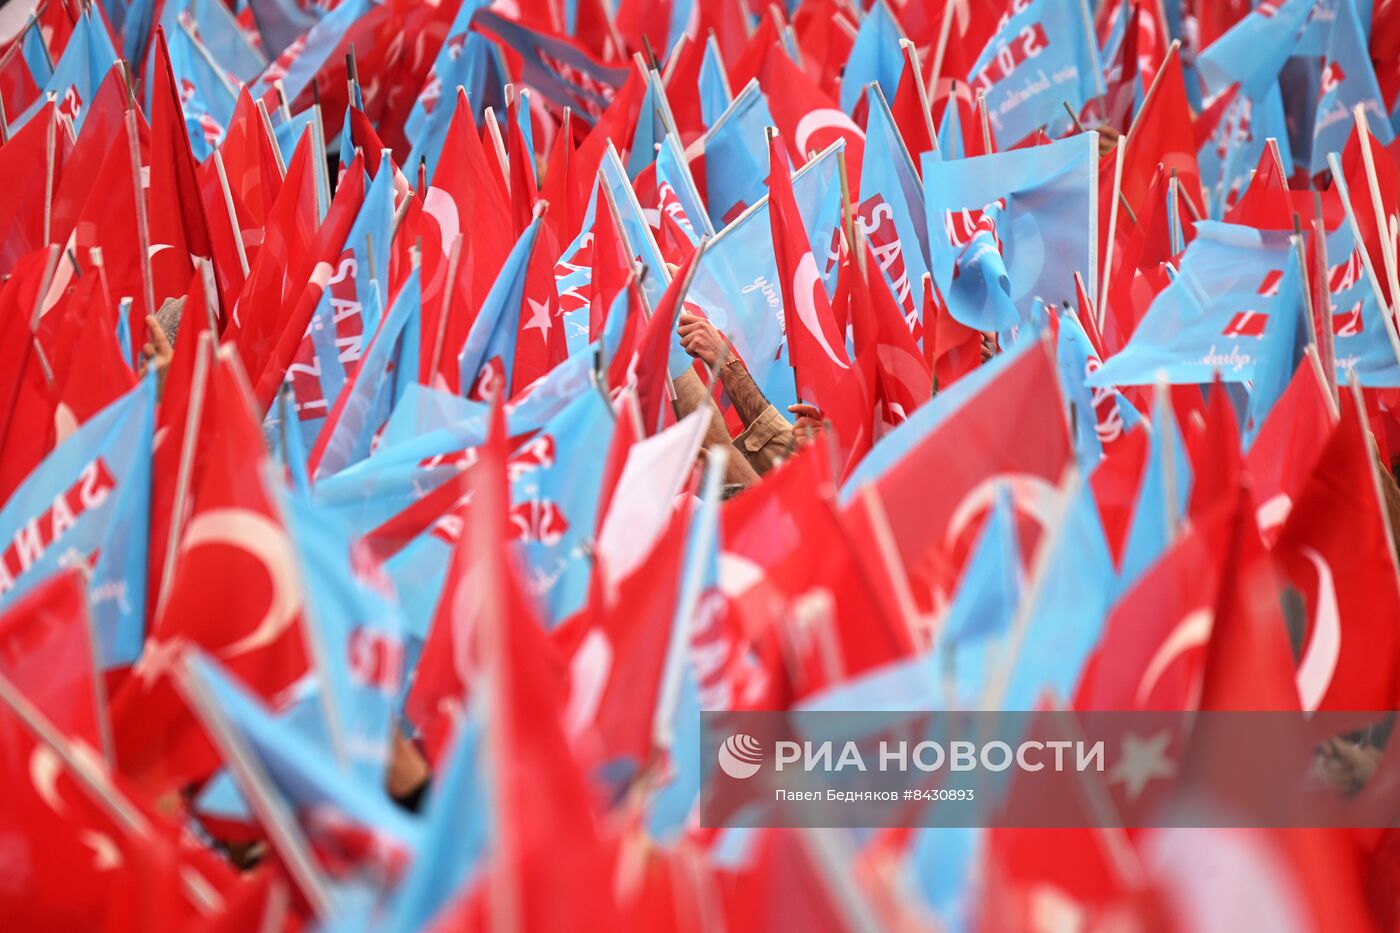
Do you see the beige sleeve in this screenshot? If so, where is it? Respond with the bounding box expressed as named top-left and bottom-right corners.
top-left (733, 404), bottom-right (797, 474)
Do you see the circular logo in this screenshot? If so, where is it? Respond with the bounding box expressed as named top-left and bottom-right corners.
top-left (717, 733), bottom-right (764, 779)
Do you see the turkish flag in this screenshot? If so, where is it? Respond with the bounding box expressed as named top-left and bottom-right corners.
top-left (769, 133), bottom-right (873, 476)
top-left (112, 350), bottom-right (308, 793)
top-left (1274, 388), bottom-right (1400, 711)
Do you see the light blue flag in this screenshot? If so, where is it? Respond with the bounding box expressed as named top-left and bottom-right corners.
top-left (697, 79), bottom-right (775, 229)
top-left (860, 85), bottom-right (929, 326)
top-left (1197, 0), bottom-right (1313, 101)
top-left (597, 147), bottom-right (670, 310)
top-left (458, 216), bottom-right (542, 399)
top-left (253, 0), bottom-right (371, 104)
top-left (657, 132), bottom-right (714, 240)
top-left (405, 33), bottom-right (509, 185)
top-left (937, 89), bottom-right (969, 161)
top-left (163, 20), bottom-right (240, 160)
top-left (17, 8), bottom-right (119, 133)
top-left (384, 712), bottom-right (489, 933)
top-left (1311, 0), bottom-right (1394, 174)
top-left (374, 384), bottom-right (488, 452)
top-left (1056, 307), bottom-right (1144, 468)
top-left (840, 0), bottom-right (905, 115)
top-left (924, 134), bottom-right (1096, 332)
top-left (553, 181), bottom-right (599, 358)
top-left (1325, 184), bottom-right (1400, 386)
top-left (964, 0), bottom-right (1103, 146)
top-left (193, 678), bottom-right (333, 830)
top-left (19, 18), bottom-right (53, 90)
top-left (273, 107), bottom-right (318, 164)
top-left (627, 73), bottom-right (669, 180)
top-left (0, 378), bottom-right (155, 668)
top-left (1244, 242), bottom-right (1309, 445)
top-left (284, 492), bottom-right (405, 785)
top-left (1199, 81), bottom-right (1294, 218)
top-left (1089, 222), bottom-right (1297, 387)
top-left (404, 0), bottom-right (492, 145)
top-left (314, 269), bottom-right (422, 480)
top-left (999, 473), bottom-right (1116, 710)
top-left (685, 143), bottom-right (844, 395)
top-left (508, 387), bottom-right (615, 624)
top-left (945, 197), bottom-right (1024, 333)
top-left (315, 377), bottom-right (613, 631)
top-left (115, 310), bottom-right (133, 369)
top-left (941, 485), bottom-right (1021, 649)
top-left (1298, 0), bottom-right (1374, 55)
top-left (1117, 388), bottom-right (1192, 591)
top-left (666, 0), bottom-right (696, 53)
top-left (121, 0), bottom-right (159, 64)
top-left (161, 0), bottom-right (268, 83)
top-left (321, 349), bottom-right (596, 501)
top-left (246, 0), bottom-right (322, 61)
top-left (182, 650), bottom-right (421, 912)
top-left (597, 145), bottom-right (698, 377)
top-left (698, 34), bottom-right (733, 129)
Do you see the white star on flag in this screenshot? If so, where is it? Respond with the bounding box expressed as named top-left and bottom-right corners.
top-left (1108, 729), bottom-right (1177, 800)
top-left (524, 297), bottom-right (552, 341)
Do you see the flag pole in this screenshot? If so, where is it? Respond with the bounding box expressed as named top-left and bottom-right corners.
top-left (1099, 133), bottom-right (1127, 330)
top-left (125, 109), bottom-right (159, 326)
top-left (1354, 105), bottom-right (1400, 312)
top-left (928, 0), bottom-right (957, 108)
top-left (428, 233), bottom-right (465, 387)
top-left (975, 89), bottom-right (993, 154)
top-left (212, 150), bottom-right (250, 279)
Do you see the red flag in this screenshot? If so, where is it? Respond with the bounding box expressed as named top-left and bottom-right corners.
top-left (225, 127), bottom-right (319, 353)
top-left (769, 132), bottom-right (872, 474)
top-left (1274, 388), bottom-right (1400, 711)
top-left (1246, 354), bottom-right (1337, 542)
top-left (1186, 377), bottom-right (1242, 521)
top-left (0, 568), bottom-right (108, 756)
top-left (0, 669), bottom-right (147, 928)
top-left (1075, 499), bottom-right (1233, 710)
top-left (760, 47), bottom-right (866, 194)
top-left (251, 164), bottom-right (368, 408)
top-left (147, 29), bottom-right (215, 308)
top-left (922, 273), bottom-right (983, 389)
top-left (200, 89), bottom-right (284, 272)
top-left (1340, 118), bottom-right (1400, 306)
top-left (112, 350), bottom-right (308, 793)
top-left (1118, 45), bottom-right (1203, 224)
top-left (850, 239), bottom-right (932, 434)
top-left (569, 500), bottom-right (690, 767)
top-left (429, 395), bottom-right (619, 932)
top-left (420, 89), bottom-right (515, 324)
top-left (889, 41), bottom-right (936, 168)
top-left (0, 248), bottom-right (63, 502)
top-left (1197, 487), bottom-right (1301, 712)
top-left (861, 338), bottom-right (1070, 588)
top-left (0, 103), bottom-right (64, 275)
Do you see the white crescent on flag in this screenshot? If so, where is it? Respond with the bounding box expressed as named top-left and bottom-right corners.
top-left (29, 745), bottom-right (64, 814)
top-left (1294, 546), bottom-right (1341, 712)
top-left (1135, 608), bottom-right (1213, 709)
top-left (794, 108), bottom-right (865, 157)
top-left (181, 508), bottom-right (303, 660)
top-left (945, 473), bottom-right (1061, 548)
top-left (792, 252), bottom-right (849, 369)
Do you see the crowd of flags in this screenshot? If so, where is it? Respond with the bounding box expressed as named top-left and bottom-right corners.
top-left (4, 0), bottom-right (1400, 927)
